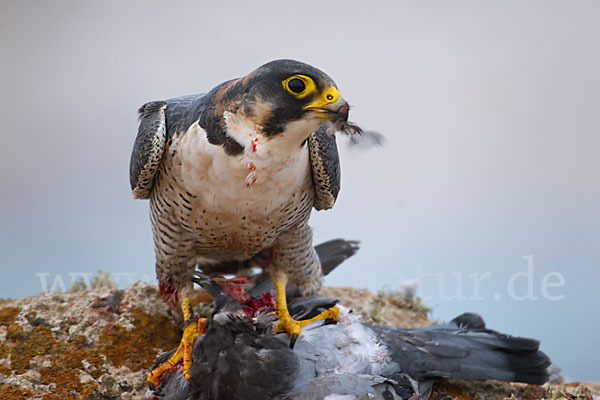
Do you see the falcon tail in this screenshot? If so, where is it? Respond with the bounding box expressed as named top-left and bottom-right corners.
top-left (249, 238), bottom-right (359, 297)
top-left (314, 238), bottom-right (360, 275)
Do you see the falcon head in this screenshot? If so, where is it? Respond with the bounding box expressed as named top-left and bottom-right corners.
top-left (207, 59), bottom-right (360, 150)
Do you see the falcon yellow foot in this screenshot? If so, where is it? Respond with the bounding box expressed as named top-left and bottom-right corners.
top-left (271, 270), bottom-right (339, 348)
top-left (147, 299), bottom-right (206, 387)
top-left (275, 304), bottom-right (339, 348)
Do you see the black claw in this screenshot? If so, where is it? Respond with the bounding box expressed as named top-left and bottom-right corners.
top-left (289, 333), bottom-right (298, 349)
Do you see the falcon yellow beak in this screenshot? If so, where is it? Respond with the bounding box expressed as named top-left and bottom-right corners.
top-left (303, 86), bottom-right (349, 122)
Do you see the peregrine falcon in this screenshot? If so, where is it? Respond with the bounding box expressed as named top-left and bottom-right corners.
top-left (148, 277), bottom-right (551, 400)
top-left (129, 60), bottom-right (361, 385)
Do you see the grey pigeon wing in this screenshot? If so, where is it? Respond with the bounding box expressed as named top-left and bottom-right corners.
top-left (130, 101), bottom-right (167, 199)
top-left (308, 124), bottom-right (340, 210)
top-left (288, 296), bottom-right (338, 320)
top-left (369, 320), bottom-right (551, 384)
top-left (188, 315), bottom-right (298, 400)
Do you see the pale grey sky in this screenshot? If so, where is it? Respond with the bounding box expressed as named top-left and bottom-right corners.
top-left (1, 0), bottom-right (598, 381)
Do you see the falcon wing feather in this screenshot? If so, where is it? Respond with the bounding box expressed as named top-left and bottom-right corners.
top-left (129, 101), bottom-right (168, 199)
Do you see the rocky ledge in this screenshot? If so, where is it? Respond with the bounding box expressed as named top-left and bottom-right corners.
top-left (0, 282), bottom-right (597, 400)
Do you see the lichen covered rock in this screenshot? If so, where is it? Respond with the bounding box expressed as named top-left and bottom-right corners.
top-left (0, 282), bottom-right (179, 399)
top-left (0, 282), bottom-right (597, 399)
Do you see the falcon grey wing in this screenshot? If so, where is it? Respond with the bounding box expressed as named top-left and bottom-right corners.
top-left (130, 101), bottom-right (167, 199)
top-left (308, 124), bottom-right (341, 210)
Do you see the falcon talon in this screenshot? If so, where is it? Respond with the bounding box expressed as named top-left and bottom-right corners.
top-left (146, 317), bottom-right (207, 386)
top-left (289, 333), bottom-right (298, 349)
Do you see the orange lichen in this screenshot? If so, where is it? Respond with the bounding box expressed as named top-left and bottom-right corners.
top-left (41, 393), bottom-right (89, 400)
top-left (436, 380), bottom-right (549, 400)
top-left (0, 342), bottom-right (9, 357)
top-left (99, 307), bottom-right (180, 371)
top-left (1, 310), bottom-right (105, 398)
top-left (0, 306), bottom-right (20, 327)
top-left (0, 383), bottom-right (33, 400)
top-left (37, 334), bottom-right (106, 397)
top-left (6, 323), bottom-right (54, 374)
top-left (39, 366), bottom-right (98, 399)
top-left (430, 382), bottom-right (473, 400)
top-left (0, 362), bottom-right (10, 375)
top-left (193, 289), bottom-right (213, 305)
top-left (0, 304), bottom-right (180, 398)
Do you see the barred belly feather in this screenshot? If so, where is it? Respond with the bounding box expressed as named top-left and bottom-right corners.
top-left (150, 120), bottom-right (321, 294)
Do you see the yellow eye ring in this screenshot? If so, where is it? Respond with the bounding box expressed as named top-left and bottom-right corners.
top-left (282, 74), bottom-right (317, 99)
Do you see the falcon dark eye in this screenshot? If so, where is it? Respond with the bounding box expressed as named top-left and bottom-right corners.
top-left (287, 78), bottom-right (305, 94)
top-left (282, 74), bottom-right (316, 98)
